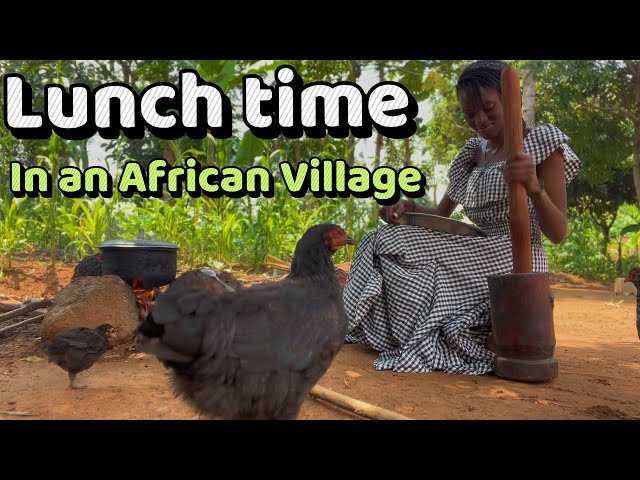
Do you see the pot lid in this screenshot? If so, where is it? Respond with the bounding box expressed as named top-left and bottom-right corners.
top-left (99, 239), bottom-right (179, 250)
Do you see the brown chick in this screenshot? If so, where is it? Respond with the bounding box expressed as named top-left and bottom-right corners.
top-left (44, 324), bottom-right (117, 389)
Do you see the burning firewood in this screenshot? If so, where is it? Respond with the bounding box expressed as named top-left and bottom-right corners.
top-left (132, 279), bottom-right (157, 321)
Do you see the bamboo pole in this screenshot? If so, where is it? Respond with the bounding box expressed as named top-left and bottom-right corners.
top-left (502, 65), bottom-right (532, 273)
top-left (309, 385), bottom-right (412, 420)
top-left (0, 411), bottom-right (39, 416)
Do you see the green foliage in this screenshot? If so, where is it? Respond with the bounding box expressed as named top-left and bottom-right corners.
top-left (536, 60), bottom-right (635, 184)
top-left (0, 197), bottom-right (30, 273)
top-left (547, 203), bottom-right (640, 281)
top-left (1, 59), bottom-right (638, 283)
top-left (546, 212), bottom-right (616, 280)
top-left (567, 167), bottom-right (636, 255)
top-left (422, 61), bottom-right (473, 164)
top-left (57, 198), bottom-right (114, 259)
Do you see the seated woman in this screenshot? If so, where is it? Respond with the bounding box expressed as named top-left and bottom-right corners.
top-left (343, 60), bottom-right (582, 375)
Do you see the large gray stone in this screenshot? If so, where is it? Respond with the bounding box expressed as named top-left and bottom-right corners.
top-left (41, 275), bottom-right (139, 344)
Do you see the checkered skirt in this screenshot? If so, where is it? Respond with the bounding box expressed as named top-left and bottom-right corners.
top-left (344, 124), bottom-right (582, 374)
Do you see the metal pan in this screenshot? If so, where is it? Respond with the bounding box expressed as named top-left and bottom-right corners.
top-left (396, 212), bottom-right (487, 237)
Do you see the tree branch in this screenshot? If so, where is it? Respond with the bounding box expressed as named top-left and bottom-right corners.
top-left (624, 60), bottom-right (640, 80)
top-left (579, 100), bottom-right (639, 123)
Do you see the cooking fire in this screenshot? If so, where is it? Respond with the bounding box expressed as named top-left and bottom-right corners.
top-left (132, 279), bottom-right (157, 319)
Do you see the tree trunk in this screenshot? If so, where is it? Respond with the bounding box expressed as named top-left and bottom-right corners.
top-left (345, 61), bottom-right (363, 236)
top-left (346, 136), bottom-right (355, 166)
top-left (163, 140), bottom-right (177, 166)
top-left (601, 225), bottom-right (611, 259)
top-left (598, 222), bottom-right (614, 259)
top-left (369, 62), bottom-right (386, 228)
top-left (374, 131), bottom-right (384, 171)
top-left (522, 68), bottom-right (536, 127)
top-left (121, 61), bottom-right (132, 85)
top-left (403, 138), bottom-right (412, 167)
top-left (294, 140), bottom-right (302, 165)
top-left (369, 131), bottom-right (384, 228)
top-left (346, 60), bottom-right (361, 168)
top-left (81, 138), bottom-right (89, 170)
top-left (618, 240), bottom-right (623, 275)
top-left (207, 137), bottom-right (216, 166)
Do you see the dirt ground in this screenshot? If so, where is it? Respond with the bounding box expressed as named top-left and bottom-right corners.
top-left (1, 255), bottom-right (639, 421)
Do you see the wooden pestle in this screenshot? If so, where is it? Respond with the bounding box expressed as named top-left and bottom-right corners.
top-left (501, 65), bottom-right (532, 273)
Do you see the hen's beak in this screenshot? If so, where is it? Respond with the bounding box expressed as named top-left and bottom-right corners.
top-left (345, 235), bottom-right (356, 246)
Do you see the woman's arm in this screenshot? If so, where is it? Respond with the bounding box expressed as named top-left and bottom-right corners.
top-left (379, 193), bottom-right (459, 224)
top-left (504, 147), bottom-right (568, 244)
top-left (413, 193), bottom-right (458, 218)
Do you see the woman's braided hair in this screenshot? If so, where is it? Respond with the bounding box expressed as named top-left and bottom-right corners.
top-left (456, 60), bottom-right (527, 130)
top-left (456, 60), bottom-right (509, 101)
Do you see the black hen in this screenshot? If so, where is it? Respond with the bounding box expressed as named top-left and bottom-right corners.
top-left (137, 223), bottom-right (355, 420)
top-left (624, 268), bottom-right (640, 340)
top-left (168, 270), bottom-right (237, 296)
top-left (45, 324), bottom-right (117, 388)
top-left (71, 254), bottom-right (103, 281)
top-left (199, 268), bottom-right (244, 291)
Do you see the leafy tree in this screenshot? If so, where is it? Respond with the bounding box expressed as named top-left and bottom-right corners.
top-left (567, 167), bottom-right (636, 257)
top-left (536, 60), bottom-right (637, 201)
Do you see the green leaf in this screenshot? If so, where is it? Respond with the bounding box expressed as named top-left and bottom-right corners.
top-left (235, 131), bottom-right (268, 169)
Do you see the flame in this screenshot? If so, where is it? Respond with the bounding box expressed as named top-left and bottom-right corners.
top-left (132, 279), bottom-right (155, 318)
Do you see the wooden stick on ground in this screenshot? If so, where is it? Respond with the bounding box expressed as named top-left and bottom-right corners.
top-left (0, 299), bottom-right (51, 323)
top-left (0, 304), bottom-right (48, 320)
top-left (309, 385), bottom-right (412, 420)
top-left (265, 254), bottom-right (290, 268)
top-left (0, 303), bottom-right (22, 314)
top-left (0, 411), bottom-right (39, 416)
top-left (0, 314), bottom-right (45, 335)
top-left (260, 262), bottom-right (291, 272)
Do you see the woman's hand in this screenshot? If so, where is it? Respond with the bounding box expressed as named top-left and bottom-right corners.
top-left (379, 199), bottom-right (415, 224)
top-left (501, 152), bottom-right (542, 196)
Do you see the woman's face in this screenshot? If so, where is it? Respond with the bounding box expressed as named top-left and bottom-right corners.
top-left (458, 87), bottom-right (504, 140)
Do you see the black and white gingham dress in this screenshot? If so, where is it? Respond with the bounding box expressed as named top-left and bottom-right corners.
top-left (344, 124), bottom-right (582, 375)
